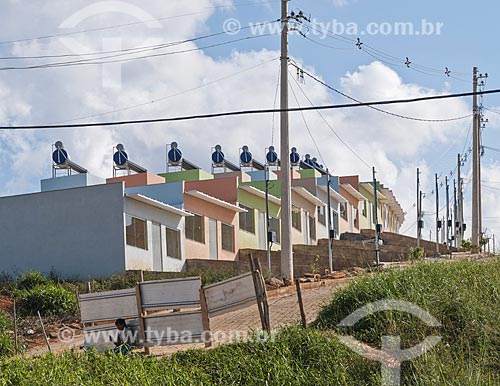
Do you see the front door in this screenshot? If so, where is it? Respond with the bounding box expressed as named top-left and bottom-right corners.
top-left (152, 222), bottom-right (163, 271)
top-left (209, 218), bottom-right (218, 260)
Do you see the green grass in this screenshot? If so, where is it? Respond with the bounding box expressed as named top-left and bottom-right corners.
top-left (0, 328), bottom-right (376, 386)
top-left (314, 259), bottom-right (500, 385)
top-left (0, 260), bottom-right (498, 385)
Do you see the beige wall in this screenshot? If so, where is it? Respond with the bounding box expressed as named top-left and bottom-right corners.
top-left (184, 194), bottom-right (239, 261)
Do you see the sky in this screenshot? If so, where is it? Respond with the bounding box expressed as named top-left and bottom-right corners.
top-left (0, 0), bottom-right (499, 244)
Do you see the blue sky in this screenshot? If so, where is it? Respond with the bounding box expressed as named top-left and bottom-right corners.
top-left (0, 0), bottom-right (498, 240)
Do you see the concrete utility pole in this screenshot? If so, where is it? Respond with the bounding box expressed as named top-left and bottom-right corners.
top-left (326, 169), bottom-right (333, 272)
top-left (446, 176), bottom-right (451, 255)
top-left (416, 168), bottom-right (421, 248)
top-left (457, 154), bottom-right (463, 247)
top-left (472, 67), bottom-right (480, 246)
top-left (435, 173), bottom-right (440, 254)
top-left (265, 164), bottom-right (271, 271)
top-left (493, 234), bottom-right (496, 254)
top-left (279, 0), bottom-right (293, 279)
top-left (453, 180), bottom-right (458, 248)
top-left (373, 167), bottom-right (380, 266)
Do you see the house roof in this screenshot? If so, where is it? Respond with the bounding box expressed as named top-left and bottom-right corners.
top-left (185, 190), bottom-right (247, 212)
top-left (292, 186), bottom-right (325, 207)
top-left (380, 187), bottom-right (405, 220)
top-left (359, 182), bottom-right (388, 201)
top-left (125, 193), bottom-right (192, 217)
top-left (239, 185), bottom-right (281, 205)
top-left (317, 184), bottom-right (348, 204)
top-left (340, 183), bottom-right (366, 202)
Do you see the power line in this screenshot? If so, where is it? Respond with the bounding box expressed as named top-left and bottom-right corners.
top-left (0, 32), bottom-right (278, 71)
top-left (302, 18), bottom-right (470, 81)
top-left (288, 76), bottom-right (328, 168)
top-left (0, 20), bottom-right (280, 61)
top-left (2, 88), bottom-right (500, 130)
top-left (271, 63), bottom-right (281, 146)
top-left (289, 69), bottom-right (371, 169)
top-left (51, 57), bottom-right (279, 124)
top-left (0, 1), bottom-right (281, 46)
top-left (288, 62), bottom-right (472, 122)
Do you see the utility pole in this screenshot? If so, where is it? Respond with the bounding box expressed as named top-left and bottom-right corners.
top-left (265, 164), bottom-right (271, 272)
top-left (435, 173), bottom-right (440, 255)
top-left (472, 67), bottom-right (480, 246)
top-left (493, 234), bottom-right (496, 254)
top-left (279, 0), bottom-right (293, 279)
top-left (446, 176), bottom-right (451, 256)
top-left (416, 168), bottom-right (421, 247)
top-left (457, 154), bottom-right (463, 247)
top-left (453, 179), bottom-right (458, 248)
top-left (326, 169), bottom-right (333, 272)
top-left (373, 167), bottom-right (380, 266)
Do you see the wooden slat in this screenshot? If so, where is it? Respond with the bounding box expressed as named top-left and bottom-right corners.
top-left (143, 310), bottom-right (204, 346)
top-left (202, 272), bottom-right (257, 317)
top-left (78, 288), bottom-right (138, 324)
top-left (139, 277), bottom-right (201, 311)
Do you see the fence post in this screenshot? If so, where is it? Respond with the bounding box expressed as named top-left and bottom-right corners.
top-left (13, 299), bottom-right (18, 355)
top-left (135, 282), bottom-right (150, 355)
top-left (295, 279), bottom-right (307, 328)
top-left (254, 257), bottom-right (271, 332)
top-left (199, 288), bottom-right (212, 348)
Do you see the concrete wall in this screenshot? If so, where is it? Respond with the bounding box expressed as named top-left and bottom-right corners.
top-left (41, 173), bottom-right (106, 192)
top-left (240, 239), bottom-right (411, 277)
top-left (106, 172), bottom-right (165, 188)
top-left (0, 183), bottom-right (126, 279)
top-left (124, 197), bottom-right (185, 272)
top-left (160, 169), bottom-right (214, 182)
top-left (185, 258), bottom-right (249, 273)
top-left (186, 177), bottom-right (239, 204)
top-left (247, 170), bottom-right (277, 182)
top-left (125, 182), bottom-right (185, 208)
top-left (360, 229), bottom-right (457, 255)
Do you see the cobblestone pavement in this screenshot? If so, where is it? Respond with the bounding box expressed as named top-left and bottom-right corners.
top-left (149, 281), bottom-right (349, 356)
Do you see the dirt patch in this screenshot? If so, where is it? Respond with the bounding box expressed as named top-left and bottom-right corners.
top-left (0, 296), bottom-right (13, 313)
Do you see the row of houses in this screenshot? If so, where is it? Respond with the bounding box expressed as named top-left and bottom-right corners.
top-left (0, 143), bottom-right (405, 278)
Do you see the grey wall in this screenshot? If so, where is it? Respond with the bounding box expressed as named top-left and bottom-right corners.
top-left (0, 183), bottom-right (126, 279)
top-left (41, 173), bottom-right (106, 192)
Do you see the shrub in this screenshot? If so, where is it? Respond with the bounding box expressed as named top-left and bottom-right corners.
top-left (17, 271), bottom-right (50, 291)
top-left (17, 284), bottom-right (77, 317)
top-left (408, 246), bottom-right (424, 261)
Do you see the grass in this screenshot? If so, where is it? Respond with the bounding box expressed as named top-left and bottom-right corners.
top-left (314, 258), bottom-right (500, 385)
top-left (0, 327), bottom-right (376, 386)
top-left (0, 260), bottom-right (498, 385)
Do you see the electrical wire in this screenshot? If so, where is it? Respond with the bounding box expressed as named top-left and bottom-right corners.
top-left (0, 32), bottom-right (278, 71)
top-left (0, 1), bottom-right (281, 46)
top-left (0, 20), bottom-right (280, 61)
top-left (301, 18), bottom-right (470, 81)
top-left (2, 88), bottom-right (500, 130)
top-left (51, 57), bottom-right (279, 124)
top-left (288, 76), bottom-right (328, 168)
top-left (270, 63), bottom-right (281, 146)
top-left (289, 70), bottom-right (371, 169)
top-left (289, 62), bottom-right (472, 123)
